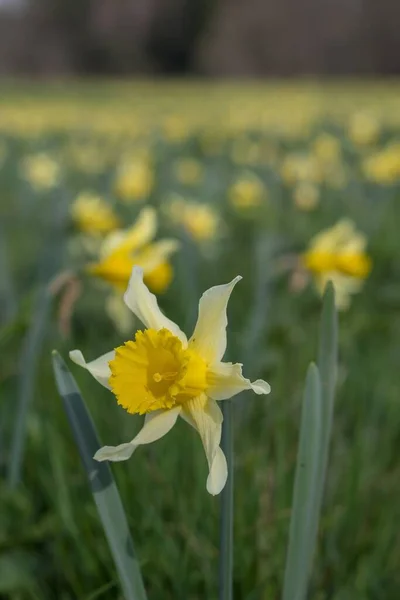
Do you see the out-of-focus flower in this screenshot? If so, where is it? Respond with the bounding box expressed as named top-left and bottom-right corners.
top-left (312, 133), bottom-right (341, 165)
top-left (70, 267), bottom-right (270, 495)
top-left (71, 192), bottom-right (120, 235)
top-left (115, 157), bottom-right (154, 203)
top-left (162, 115), bottom-right (188, 142)
top-left (67, 143), bottom-right (108, 174)
top-left (21, 153), bottom-right (60, 190)
top-left (302, 219), bottom-right (372, 309)
top-left (175, 159), bottom-right (203, 186)
top-left (87, 206), bottom-right (179, 294)
top-left (348, 111), bottom-right (380, 146)
top-left (229, 173), bottom-right (267, 210)
top-left (293, 182), bottom-right (320, 211)
top-left (281, 152), bottom-right (322, 185)
top-left (362, 143), bottom-right (400, 184)
top-left (166, 196), bottom-right (220, 243)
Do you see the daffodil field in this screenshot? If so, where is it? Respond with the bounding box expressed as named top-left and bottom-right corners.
top-left (1, 81), bottom-right (399, 599)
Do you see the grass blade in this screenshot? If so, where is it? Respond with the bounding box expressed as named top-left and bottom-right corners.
top-left (219, 400), bottom-right (234, 600)
top-left (7, 286), bottom-right (53, 487)
top-left (282, 363), bottom-right (322, 600)
top-left (52, 351), bottom-right (147, 600)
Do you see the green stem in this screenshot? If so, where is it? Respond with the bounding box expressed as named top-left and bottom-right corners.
top-left (219, 401), bottom-right (234, 600)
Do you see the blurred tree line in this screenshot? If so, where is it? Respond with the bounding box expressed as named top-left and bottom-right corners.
top-left (0, 0), bottom-right (399, 76)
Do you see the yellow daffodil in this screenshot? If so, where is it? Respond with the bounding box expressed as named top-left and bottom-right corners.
top-left (166, 197), bottom-right (220, 243)
top-left (302, 219), bottom-right (372, 309)
top-left (70, 266), bottom-right (270, 495)
top-left (71, 192), bottom-right (120, 235)
top-left (348, 111), bottom-right (380, 146)
top-left (114, 158), bottom-right (154, 203)
top-left (281, 152), bottom-right (322, 185)
top-left (21, 153), bottom-right (60, 191)
top-left (175, 159), bottom-right (203, 186)
top-left (229, 174), bottom-right (267, 210)
top-left (293, 182), bottom-right (320, 211)
top-left (362, 143), bottom-right (400, 184)
top-left (87, 207), bottom-right (179, 294)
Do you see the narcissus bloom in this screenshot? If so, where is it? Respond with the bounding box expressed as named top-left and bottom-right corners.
top-left (70, 267), bottom-right (270, 495)
top-left (71, 191), bottom-right (120, 235)
top-left (302, 219), bottom-right (372, 309)
top-left (21, 153), bottom-right (60, 191)
top-left (87, 207), bottom-right (179, 294)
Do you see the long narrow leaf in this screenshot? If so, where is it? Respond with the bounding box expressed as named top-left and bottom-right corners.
top-left (7, 286), bottom-right (53, 487)
top-left (52, 352), bottom-right (147, 600)
top-left (282, 363), bottom-right (322, 600)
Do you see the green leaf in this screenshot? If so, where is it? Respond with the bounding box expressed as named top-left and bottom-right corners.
top-left (7, 286), bottom-right (53, 488)
top-left (51, 351), bottom-right (147, 600)
top-left (282, 363), bottom-right (322, 600)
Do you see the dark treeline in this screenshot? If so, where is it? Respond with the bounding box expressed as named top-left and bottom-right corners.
top-left (0, 0), bottom-right (400, 76)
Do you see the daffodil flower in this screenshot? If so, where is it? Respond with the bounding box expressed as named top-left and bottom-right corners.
top-left (70, 267), bottom-right (270, 495)
top-left (302, 219), bottom-right (372, 309)
top-left (87, 207), bottom-right (179, 294)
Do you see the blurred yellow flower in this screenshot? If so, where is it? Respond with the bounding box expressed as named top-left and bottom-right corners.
top-left (70, 266), bottom-right (270, 494)
top-left (175, 158), bottom-right (203, 186)
top-left (87, 206), bottom-right (179, 294)
top-left (348, 111), bottom-right (380, 146)
top-left (167, 196), bottom-right (220, 242)
top-left (293, 182), bottom-right (320, 211)
top-left (362, 143), bottom-right (400, 184)
top-left (21, 153), bottom-right (60, 190)
top-left (281, 152), bottom-right (322, 185)
top-left (115, 158), bottom-right (154, 203)
top-left (71, 192), bottom-right (120, 235)
top-left (302, 219), bottom-right (372, 309)
top-left (229, 173), bottom-right (267, 210)
top-left (312, 133), bottom-right (341, 165)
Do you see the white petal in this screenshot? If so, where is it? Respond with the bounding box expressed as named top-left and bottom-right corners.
top-left (189, 276), bottom-right (242, 363)
top-left (207, 362), bottom-right (271, 400)
top-left (207, 447), bottom-right (228, 495)
top-left (123, 266), bottom-right (187, 344)
top-left (69, 349), bottom-right (114, 389)
top-left (184, 395), bottom-right (223, 493)
top-left (94, 406), bottom-right (181, 463)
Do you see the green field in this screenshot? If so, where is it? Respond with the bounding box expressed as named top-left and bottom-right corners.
top-left (0, 81), bottom-right (399, 599)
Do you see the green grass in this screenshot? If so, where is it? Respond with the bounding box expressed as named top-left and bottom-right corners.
top-left (0, 81), bottom-right (399, 599)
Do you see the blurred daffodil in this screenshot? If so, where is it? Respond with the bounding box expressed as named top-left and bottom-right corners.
top-left (166, 196), bottom-right (220, 243)
top-left (70, 266), bottom-right (270, 495)
top-left (87, 206), bottom-right (179, 295)
top-left (229, 173), bottom-right (267, 210)
top-left (302, 219), bottom-right (372, 309)
top-left (115, 158), bottom-right (154, 203)
top-left (348, 111), bottom-right (380, 146)
top-left (71, 192), bottom-right (120, 235)
top-left (293, 181), bottom-right (320, 211)
top-left (175, 158), bottom-right (203, 186)
top-left (362, 143), bottom-right (400, 184)
top-left (21, 152), bottom-right (60, 191)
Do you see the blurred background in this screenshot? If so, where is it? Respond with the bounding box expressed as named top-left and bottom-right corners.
top-left (0, 0), bottom-right (400, 77)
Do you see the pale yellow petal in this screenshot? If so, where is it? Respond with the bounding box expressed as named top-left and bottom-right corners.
top-left (184, 394), bottom-right (223, 492)
top-left (189, 276), bottom-right (242, 363)
top-left (206, 446), bottom-right (228, 496)
top-left (123, 266), bottom-right (187, 344)
top-left (134, 239), bottom-right (180, 273)
top-left (94, 407), bottom-right (181, 462)
top-left (207, 362), bottom-right (271, 400)
top-left (101, 207), bottom-right (157, 258)
top-left (69, 349), bottom-right (114, 389)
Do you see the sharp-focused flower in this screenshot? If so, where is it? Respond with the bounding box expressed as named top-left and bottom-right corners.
top-left (302, 219), bottom-right (372, 309)
top-left (114, 157), bottom-right (154, 203)
top-left (87, 207), bottom-right (179, 294)
top-left (21, 152), bottom-right (60, 191)
top-left (229, 173), bottom-right (267, 210)
top-left (70, 267), bottom-right (270, 495)
top-left (71, 192), bottom-right (120, 235)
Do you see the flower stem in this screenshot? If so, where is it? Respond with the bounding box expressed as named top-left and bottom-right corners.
top-left (219, 401), bottom-right (234, 600)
